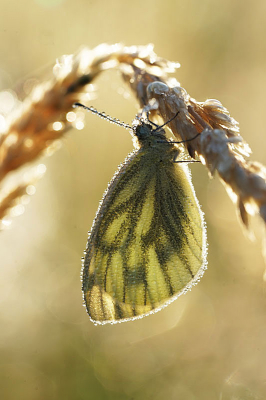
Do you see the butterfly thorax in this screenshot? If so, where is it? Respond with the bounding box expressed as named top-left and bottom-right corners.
top-left (133, 121), bottom-right (177, 162)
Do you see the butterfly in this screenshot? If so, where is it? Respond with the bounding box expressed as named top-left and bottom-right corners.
top-left (74, 103), bottom-right (207, 325)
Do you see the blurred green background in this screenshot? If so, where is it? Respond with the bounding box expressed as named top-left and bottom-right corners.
top-left (1, 0), bottom-right (266, 399)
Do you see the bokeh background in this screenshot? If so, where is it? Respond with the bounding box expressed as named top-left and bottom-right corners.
top-left (1, 0), bottom-right (266, 399)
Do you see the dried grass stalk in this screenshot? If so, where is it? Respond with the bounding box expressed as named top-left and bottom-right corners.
top-left (0, 44), bottom-right (169, 182)
top-left (121, 64), bottom-right (266, 233)
top-left (1, 43), bottom-right (266, 237)
top-left (0, 163), bottom-right (46, 228)
top-left (0, 44), bottom-right (171, 226)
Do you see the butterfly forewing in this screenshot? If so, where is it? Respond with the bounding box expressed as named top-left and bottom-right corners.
top-left (82, 122), bottom-right (207, 324)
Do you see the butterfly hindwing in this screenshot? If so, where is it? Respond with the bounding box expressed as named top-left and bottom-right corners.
top-left (82, 137), bottom-right (206, 324)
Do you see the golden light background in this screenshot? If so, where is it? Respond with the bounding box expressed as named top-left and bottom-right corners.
top-left (1, 1), bottom-right (266, 399)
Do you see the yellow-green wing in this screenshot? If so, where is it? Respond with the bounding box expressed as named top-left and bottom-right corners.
top-left (82, 148), bottom-right (207, 324)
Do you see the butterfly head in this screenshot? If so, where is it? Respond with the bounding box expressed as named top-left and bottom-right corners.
top-left (133, 120), bottom-right (166, 147)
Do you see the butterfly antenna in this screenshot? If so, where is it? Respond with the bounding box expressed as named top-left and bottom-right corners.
top-left (73, 103), bottom-right (131, 130)
top-left (153, 111), bottom-right (179, 132)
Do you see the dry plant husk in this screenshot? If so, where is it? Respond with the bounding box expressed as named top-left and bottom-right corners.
top-left (0, 43), bottom-right (266, 240)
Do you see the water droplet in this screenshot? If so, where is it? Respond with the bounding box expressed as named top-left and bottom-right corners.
top-left (66, 111), bottom-right (76, 123)
top-left (53, 121), bottom-right (63, 131)
top-left (11, 204), bottom-right (25, 217)
top-left (75, 121), bottom-right (84, 130)
top-left (26, 185), bottom-right (36, 196)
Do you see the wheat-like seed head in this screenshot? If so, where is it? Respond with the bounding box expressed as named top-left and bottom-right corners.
top-left (0, 44), bottom-right (173, 225)
top-left (1, 43), bottom-right (266, 243)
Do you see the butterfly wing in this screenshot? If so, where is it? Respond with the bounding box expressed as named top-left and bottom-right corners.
top-left (82, 147), bottom-right (207, 324)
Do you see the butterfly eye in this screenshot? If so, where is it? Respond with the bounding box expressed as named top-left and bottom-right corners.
top-left (135, 123), bottom-right (153, 139)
